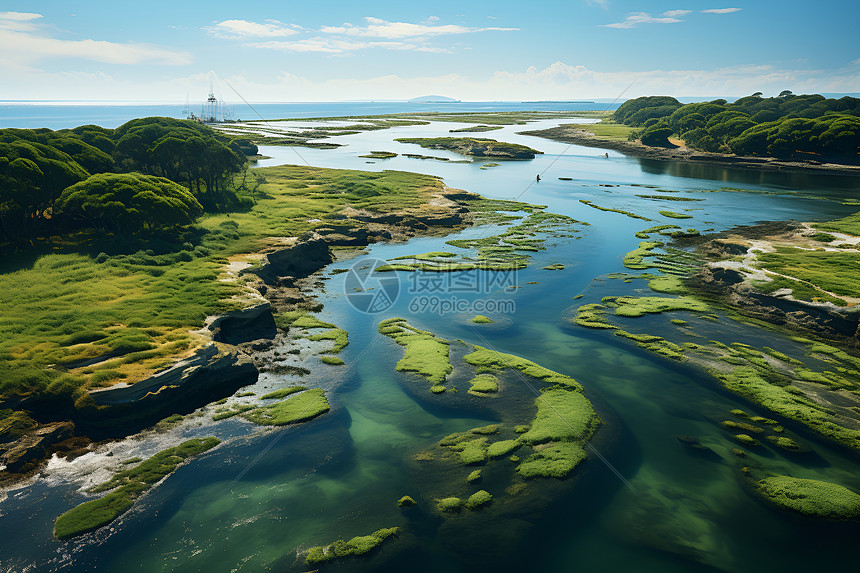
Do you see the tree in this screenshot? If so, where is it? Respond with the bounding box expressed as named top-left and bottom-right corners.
top-left (56, 173), bottom-right (203, 235)
top-left (640, 127), bottom-right (675, 148)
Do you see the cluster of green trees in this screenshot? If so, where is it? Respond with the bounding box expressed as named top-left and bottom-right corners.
top-left (614, 92), bottom-right (860, 160)
top-left (0, 117), bottom-right (258, 243)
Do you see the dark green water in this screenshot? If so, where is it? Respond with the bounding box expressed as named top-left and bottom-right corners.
top-left (2, 120), bottom-right (859, 572)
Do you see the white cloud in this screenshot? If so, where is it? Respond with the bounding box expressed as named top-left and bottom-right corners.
top-left (664, 10), bottom-right (693, 18)
top-left (0, 11), bottom-right (43, 32)
top-left (602, 11), bottom-right (685, 29)
top-left (246, 36), bottom-right (451, 54)
top-left (0, 11), bottom-right (42, 21)
top-left (6, 60), bottom-right (859, 102)
top-left (0, 19), bottom-right (192, 68)
top-left (701, 8), bottom-right (742, 14)
top-left (204, 19), bottom-right (299, 39)
top-left (320, 16), bottom-right (517, 39)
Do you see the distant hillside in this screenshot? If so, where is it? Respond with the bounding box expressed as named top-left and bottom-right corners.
top-left (409, 95), bottom-right (460, 103)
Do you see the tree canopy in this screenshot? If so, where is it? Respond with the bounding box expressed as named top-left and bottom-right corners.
top-left (0, 117), bottom-right (256, 243)
top-left (56, 173), bottom-right (203, 234)
top-left (614, 93), bottom-right (860, 161)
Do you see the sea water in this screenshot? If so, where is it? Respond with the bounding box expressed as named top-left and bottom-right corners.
top-left (1, 110), bottom-right (859, 572)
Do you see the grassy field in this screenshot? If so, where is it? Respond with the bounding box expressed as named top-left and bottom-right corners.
top-left (563, 119), bottom-right (635, 140)
top-left (0, 166), bottom-right (445, 405)
top-left (756, 246), bottom-right (860, 301)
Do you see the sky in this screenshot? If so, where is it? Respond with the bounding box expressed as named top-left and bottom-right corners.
top-left (0, 1), bottom-right (858, 102)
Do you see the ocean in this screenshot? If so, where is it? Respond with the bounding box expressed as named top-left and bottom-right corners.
top-left (0, 101), bottom-right (618, 130)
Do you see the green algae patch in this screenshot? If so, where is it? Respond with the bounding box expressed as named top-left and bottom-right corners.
top-left (722, 420), bottom-right (764, 434)
top-left (648, 275), bottom-right (687, 294)
top-left (579, 200), bottom-right (652, 221)
top-left (379, 318), bottom-right (452, 386)
top-left (397, 495), bottom-right (416, 507)
top-left (465, 490), bottom-right (493, 510)
top-left (471, 315), bottom-right (494, 324)
top-left (320, 356), bottom-right (345, 365)
top-left (281, 312), bottom-right (349, 354)
top-left (241, 388), bottom-right (330, 426)
top-left (573, 304), bottom-right (614, 329)
top-left (454, 438), bottom-right (489, 465)
top-left (430, 385), bottom-right (446, 394)
top-left (467, 374), bottom-right (499, 396)
top-left (765, 435), bottom-right (802, 451)
top-left (542, 263), bottom-right (565, 270)
top-left (637, 194), bottom-right (704, 202)
top-left (437, 497), bottom-right (465, 513)
top-left (713, 367), bottom-right (860, 450)
top-left (260, 386), bottom-right (307, 400)
top-left (659, 210), bottom-right (693, 219)
top-left (624, 241), bottom-right (662, 269)
top-left (450, 125), bottom-right (504, 133)
top-left (464, 346), bottom-right (581, 389)
top-left (487, 439), bottom-right (520, 459)
top-left (55, 437), bottom-right (220, 539)
top-left (516, 441), bottom-right (588, 479)
top-left (635, 224), bottom-right (681, 239)
top-left (671, 319), bottom-right (688, 325)
top-left (466, 469), bottom-right (483, 483)
top-left (518, 388), bottom-right (600, 445)
top-left (754, 476), bottom-right (860, 519)
top-left (212, 404), bottom-right (255, 421)
top-left (733, 434), bottom-right (760, 446)
top-left (612, 296), bottom-right (709, 317)
top-left (305, 527), bottom-right (400, 565)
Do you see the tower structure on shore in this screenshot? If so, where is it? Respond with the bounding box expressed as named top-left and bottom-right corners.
top-left (186, 83), bottom-right (233, 123)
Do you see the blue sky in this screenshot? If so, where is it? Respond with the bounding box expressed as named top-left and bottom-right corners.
top-left (1, 1), bottom-right (857, 101)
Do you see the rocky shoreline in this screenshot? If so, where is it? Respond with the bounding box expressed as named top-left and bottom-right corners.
top-left (0, 186), bottom-right (479, 489)
top-left (519, 125), bottom-right (860, 175)
top-left (682, 221), bottom-right (860, 346)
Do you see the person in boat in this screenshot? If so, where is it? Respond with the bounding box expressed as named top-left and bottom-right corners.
top-left (604, 152), bottom-right (609, 158)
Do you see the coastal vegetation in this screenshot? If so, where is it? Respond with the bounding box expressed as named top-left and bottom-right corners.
top-left (305, 527), bottom-right (400, 565)
top-left (614, 93), bottom-right (860, 162)
top-left (751, 475), bottom-right (860, 518)
top-left (0, 162), bottom-right (451, 442)
top-left (378, 318), bottom-right (452, 387)
top-left (449, 125), bottom-right (503, 133)
top-left (377, 200), bottom-right (584, 273)
top-left (1, 117), bottom-right (256, 244)
top-left (359, 151), bottom-right (398, 159)
top-left (240, 388), bottom-right (330, 426)
top-left (395, 137), bottom-right (542, 160)
top-left (54, 437), bottom-right (220, 539)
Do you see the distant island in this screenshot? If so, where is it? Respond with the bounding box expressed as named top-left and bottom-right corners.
top-left (409, 95), bottom-right (460, 103)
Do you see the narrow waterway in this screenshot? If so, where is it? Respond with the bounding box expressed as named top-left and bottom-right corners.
top-left (2, 118), bottom-right (859, 572)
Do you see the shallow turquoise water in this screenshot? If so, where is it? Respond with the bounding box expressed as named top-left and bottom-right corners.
top-left (2, 120), bottom-right (859, 572)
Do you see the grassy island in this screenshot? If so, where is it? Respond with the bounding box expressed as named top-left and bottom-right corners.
top-left (378, 318), bottom-right (452, 387)
top-left (305, 527), bottom-right (400, 565)
top-left (54, 437), bottom-right (220, 539)
top-left (241, 388), bottom-right (330, 426)
top-left (395, 137), bottom-right (542, 159)
top-left (752, 475), bottom-right (860, 519)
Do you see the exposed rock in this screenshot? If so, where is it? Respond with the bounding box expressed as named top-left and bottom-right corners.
top-left (83, 344), bottom-right (257, 437)
top-left (1, 421), bottom-right (74, 473)
top-left (253, 239), bottom-right (333, 285)
top-left (209, 302), bottom-right (277, 344)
